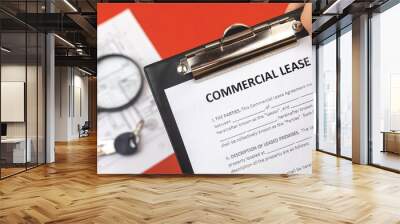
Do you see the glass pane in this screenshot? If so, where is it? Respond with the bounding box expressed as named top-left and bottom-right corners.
top-left (339, 28), bottom-right (352, 158)
top-left (317, 37), bottom-right (337, 154)
top-left (26, 1), bottom-right (39, 169)
top-left (371, 3), bottom-right (400, 171)
top-left (1, 30), bottom-right (27, 177)
top-left (38, 32), bottom-right (45, 165)
top-left (27, 31), bottom-right (38, 169)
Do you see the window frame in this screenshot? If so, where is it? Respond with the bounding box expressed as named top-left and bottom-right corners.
top-left (367, 0), bottom-right (400, 173)
top-left (315, 23), bottom-right (353, 161)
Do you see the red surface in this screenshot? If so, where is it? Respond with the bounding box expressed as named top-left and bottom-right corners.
top-left (143, 154), bottom-right (182, 174)
top-left (98, 3), bottom-right (288, 59)
top-left (97, 3), bottom-right (288, 174)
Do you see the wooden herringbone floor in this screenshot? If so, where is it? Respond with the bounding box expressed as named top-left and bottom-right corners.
top-left (1, 135), bottom-right (400, 224)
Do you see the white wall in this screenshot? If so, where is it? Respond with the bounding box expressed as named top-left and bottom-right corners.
top-left (1, 63), bottom-right (46, 164)
top-left (55, 66), bottom-right (69, 141)
top-left (1, 65), bottom-right (26, 137)
top-left (54, 67), bottom-right (89, 141)
top-left (72, 72), bottom-right (89, 137)
top-left (1, 65), bottom-right (41, 138)
top-left (1, 82), bottom-right (25, 122)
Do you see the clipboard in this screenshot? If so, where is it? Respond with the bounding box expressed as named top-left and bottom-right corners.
top-left (144, 8), bottom-right (308, 174)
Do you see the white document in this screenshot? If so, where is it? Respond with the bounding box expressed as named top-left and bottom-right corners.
top-left (165, 37), bottom-right (314, 174)
top-left (97, 10), bottom-right (174, 174)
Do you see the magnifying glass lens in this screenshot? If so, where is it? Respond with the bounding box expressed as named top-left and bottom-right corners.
top-left (98, 55), bottom-right (142, 110)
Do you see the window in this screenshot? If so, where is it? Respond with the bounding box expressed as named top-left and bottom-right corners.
top-left (370, 2), bottom-right (400, 171)
top-left (339, 27), bottom-right (352, 158)
top-left (0, 1), bottom-right (47, 179)
top-left (317, 36), bottom-right (337, 155)
top-left (316, 23), bottom-right (353, 159)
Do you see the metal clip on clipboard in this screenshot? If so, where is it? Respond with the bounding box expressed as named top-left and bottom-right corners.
top-left (177, 16), bottom-right (303, 80)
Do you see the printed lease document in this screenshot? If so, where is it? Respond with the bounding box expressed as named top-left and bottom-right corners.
top-left (165, 37), bottom-right (314, 174)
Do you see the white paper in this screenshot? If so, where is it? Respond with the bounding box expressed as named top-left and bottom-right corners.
top-left (165, 37), bottom-right (314, 174)
top-left (97, 10), bottom-right (174, 174)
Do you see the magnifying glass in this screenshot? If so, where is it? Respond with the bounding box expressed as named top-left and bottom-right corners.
top-left (97, 54), bottom-right (145, 156)
top-left (97, 54), bottom-right (144, 112)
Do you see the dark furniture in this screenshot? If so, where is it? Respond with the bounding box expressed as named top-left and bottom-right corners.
top-left (1, 123), bottom-right (7, 137)
top-left (382, 131), bottom-right (400, 155)
top-left (78, 121), bottom-right (90, 138)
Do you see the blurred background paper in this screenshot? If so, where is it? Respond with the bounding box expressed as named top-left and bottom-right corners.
top-left (97, 10), bottom-right (175, 174)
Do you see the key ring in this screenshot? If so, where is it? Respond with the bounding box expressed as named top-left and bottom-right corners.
top-left (113, 120), bottom-right (144, 156)
top-left (97, 118), bottom-right (144, 157)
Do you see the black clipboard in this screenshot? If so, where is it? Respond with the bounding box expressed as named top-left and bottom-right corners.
top-left (144, 8), bottom-right (307, 174)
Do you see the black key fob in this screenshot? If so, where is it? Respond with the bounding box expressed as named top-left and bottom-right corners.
top-left (114, 132), bottom-right (138, 155)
